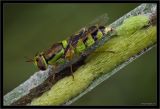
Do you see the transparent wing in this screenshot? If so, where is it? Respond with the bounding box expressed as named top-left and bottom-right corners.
top-left (85, 13), bottom-right (109, 28)
top-left (73, 13), bottom-right (109, 35)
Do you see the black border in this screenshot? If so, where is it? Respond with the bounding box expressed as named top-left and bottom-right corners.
top-left (1, 0), bottom-right (159, 108)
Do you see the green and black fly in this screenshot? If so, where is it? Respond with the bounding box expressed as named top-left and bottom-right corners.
top-left (26, 14), bottom-right (116, 75)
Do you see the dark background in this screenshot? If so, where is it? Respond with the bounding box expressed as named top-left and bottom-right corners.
top-left (3, 3), bottom-right (157, 105)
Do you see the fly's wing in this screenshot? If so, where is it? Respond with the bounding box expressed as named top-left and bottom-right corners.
top-left (78, 13), bottom-right (109, 40)
top-left (80, 13), bottom-right (109, 41)
top-left (68, 13), bottom-right (109, 40)
top-left (71, 13), bottom-right (109, 36)
top-left (81, 13), bottom-right (109, 40)
top-left (85, 13), bottom-right (109, 28)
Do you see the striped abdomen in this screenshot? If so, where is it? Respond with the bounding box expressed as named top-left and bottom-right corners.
top-left (65, 25), bottom-right (106, 55)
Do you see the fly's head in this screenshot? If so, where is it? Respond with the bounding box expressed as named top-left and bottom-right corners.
top-left (33, 53), bottom-right (48, 71)
top-left (26, 52), bottom-right (48, 71)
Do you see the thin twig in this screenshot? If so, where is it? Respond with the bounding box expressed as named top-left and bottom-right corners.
top-left (3, 3), bottom-right (157, 106)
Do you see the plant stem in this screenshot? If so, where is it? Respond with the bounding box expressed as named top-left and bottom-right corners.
top-left (3, 3), bottom-right (157, 106)
top-left (31, 10), bottom-right (157, 106)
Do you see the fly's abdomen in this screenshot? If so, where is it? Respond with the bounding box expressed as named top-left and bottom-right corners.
top-left (85, 34), bottom-right (95, 47)
top-left (84, 25), bottom-right (105, 47)
top-left (75, 39), bottom-right (86, 54)
top-left (75, 25), bottom-right (105, 54)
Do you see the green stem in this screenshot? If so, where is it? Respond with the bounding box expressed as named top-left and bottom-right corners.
top-left (30, 14), bottom-right (157, 106)
top-left (3, 3), bottom-right (157, 106)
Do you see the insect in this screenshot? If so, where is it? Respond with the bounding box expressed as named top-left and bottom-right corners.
top-left (26, 14), bottom-right (115, 76)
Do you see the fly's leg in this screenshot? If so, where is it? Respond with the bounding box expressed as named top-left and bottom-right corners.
top-left (44, 64), bottom-right (57, 89)
top-left (70, 65), bottom-right (74, 80)
top-left (65, 45), bottom-right (75, 80)
top-left (69, 45), bottom-right (75, 80)
top-left (51, 64), bottom-right (58, 80)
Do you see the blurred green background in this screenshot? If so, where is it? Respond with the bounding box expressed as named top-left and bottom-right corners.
top-left (3, 3), bottom-right (157, 106)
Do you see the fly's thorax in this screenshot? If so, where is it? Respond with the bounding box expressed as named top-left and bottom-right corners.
top-left (44, 41), bottom-right (68, 65)
top-left (56, 58), bottom-right (66, 65)
top-left (48, 48), bottom-right (65, 65)
top-left (34, 53), bottom-right (48, 71)
top-left (62, 40), bottom-right (68, 49)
